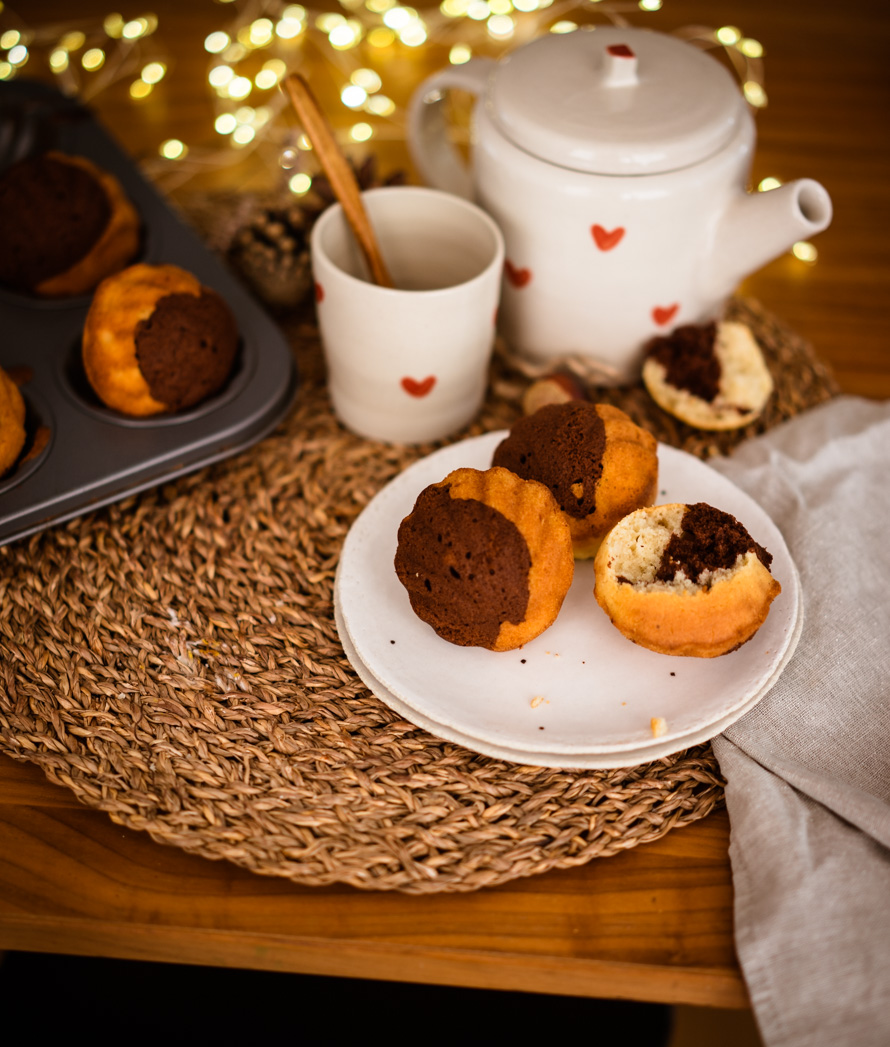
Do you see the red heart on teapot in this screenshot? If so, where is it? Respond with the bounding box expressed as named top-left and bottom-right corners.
top-left (314, 281), bottom-right (325, 304)
top-left (504, 260), bottom-right (532, 288)
top-left (652, 303), bottom-right (679, 326)
top-left (591, 224), bottom-right (625, 251)
top-left (401, 375), bottom-right (436, 398)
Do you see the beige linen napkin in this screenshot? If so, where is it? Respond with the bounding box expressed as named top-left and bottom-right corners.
top-left (708, 396), bottom-right (890, 1047)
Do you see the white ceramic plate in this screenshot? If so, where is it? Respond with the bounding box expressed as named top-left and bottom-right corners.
top-left (335, 432), bottom-right (802, 767)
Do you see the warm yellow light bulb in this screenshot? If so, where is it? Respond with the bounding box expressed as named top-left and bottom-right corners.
top-left (440, 0), bottom-right (470, 15)
top-left (60, 31), bottom-right (85, 52)
top-left (103, 14), bottom-right (124, 38)
top-left (122, 18), bottom-right (148, 39)
top-left (467, 0), bottom-right (490, 20)
top-left (489, 0), bottom-right (513, 14)
top-left (276, 18), bottom-right (303, 40)
top-left (232, 124), bottom-right (255, 145)
top-left (550, 20), bottom-right (576, 34)
top-left (249, 18), bottom-right (274, 46)
top-left (7, 44), bottom-right (28, 66)
top-left (209, 65), bottom-right (233, 87)
top-left (487, 14), bottom-right (514, 37)
top-left (215, 113), bottom-right (237, 134)
top-left (82, 48), bottom-right (105, 71)
top-left (638, 0), bottom-right (661, 10)
top-left (159, 138), bottom-right (186, 160)
top-left (366, 0), bottom-right (396, 11)
top-left (758, 176), bottom-right (782, 192)
top-left (716, 25), bottom-right (742, 46)
top-left (513, 0), bottom-right (538, 11)
top-left (316, 13), bottom-right (346, 32)
top-left (792, 241), bottom-right (817, 263)
top-left (367, 27), bottom-right (395, 48)
top-left (0, 29), bottom-right (20, 49)
top-left (341, 84), bottom-right (367, 108)
top-left (350, 122), bottom-right (373, 142)
top-left (289, 172), bottom-right (312, 194)
top-left (365, 94), bottom-right (395, 116)
top-left (0, 61), bottom-right (12, 81)
top-left (129, 79), bottom-right (152, 98)
top-left (743, 81), bottom-right (768, 107)
top-left (399, 21), bottom-right (427, 46)
top-left (449, 44), bottom-right (472, 65)
top-left (204, 31), bottom-right (230, 54)
top-left (283, 4), bottom-right (306, 18)
top-left (141, 61), bottom-right (166, 84)
top-left (329, 24), bottom-right (359, 49)
top-left (255, 69), bottom-right (278, 89)
top-left (351, 68), bottom-right (382, 93)
top-left (50, 49), bottom-right (69, 72)
top-left (739, 38), bottom-right (764, 58)
top-left (227, 76), bottom-right (252, 100)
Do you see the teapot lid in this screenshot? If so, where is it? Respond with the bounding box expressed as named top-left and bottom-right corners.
top-left (486, 26), bottom-right (746, 175)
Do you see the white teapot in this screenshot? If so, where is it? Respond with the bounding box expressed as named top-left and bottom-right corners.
top-left (408, 26), bottom-right (832, 384)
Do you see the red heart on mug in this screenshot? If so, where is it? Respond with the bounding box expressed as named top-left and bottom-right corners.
top-left (314, 281), bottom-right (324, 304)
top-left (401, 375), bottom-right (436, 398)
top-left (652, 303), bottom-right (679, 326)
top-left (504, 260), bottom-right (532, 288)
top-left (591, 224), bottom-right (625, 251)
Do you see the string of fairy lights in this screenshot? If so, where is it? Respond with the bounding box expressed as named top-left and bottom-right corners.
top-left (0, 0), bottom-right (817, 263)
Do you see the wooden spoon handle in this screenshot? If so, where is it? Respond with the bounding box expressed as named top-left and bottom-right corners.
top-left (283, 73), bottom-right (394, 289)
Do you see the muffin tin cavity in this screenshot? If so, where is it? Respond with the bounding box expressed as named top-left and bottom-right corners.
top-left (0, 381), bottom-right (54, 495)
top-left (0, 80), bottom-right (298, 546)
top-left (0, 218), bottom-right (157, 313)
top-left (61, 336), bottom-right (253, 429)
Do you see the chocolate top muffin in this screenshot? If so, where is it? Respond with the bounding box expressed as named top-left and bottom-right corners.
top-left (134, 291), bottom-right (239, 411)
top-left (0, 154), bottom-right (111, 293)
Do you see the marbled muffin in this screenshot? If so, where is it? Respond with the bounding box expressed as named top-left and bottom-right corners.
top-left (82, 263), bottom-right (239, 417)
top-left (394, 466), bottom-right (574, 651)
top-left (0, 151), bottom-right (140, 297)
top-left (492, 401), bottom-right (658, 559)
top-left (642, 321), bottom-right (774, 430)
top-left (0, 365), bottom-right (26, 477)
top-left (593, 502), bottom-right (781, 658)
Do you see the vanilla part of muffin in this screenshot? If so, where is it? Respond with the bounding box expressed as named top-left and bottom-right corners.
top-left (594, 502), bottom-right (781, 657)
top-left (642, 321), bottom-right (774, 431)
top-left (608, 502), bottom-right (772, 594)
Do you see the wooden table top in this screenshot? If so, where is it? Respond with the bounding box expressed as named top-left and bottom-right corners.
top-left (1, 0), bottom-right (888, 1010)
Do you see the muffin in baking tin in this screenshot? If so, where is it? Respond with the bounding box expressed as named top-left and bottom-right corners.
top-left (0, 151), bottom-right (141, 298)
top-left (82, 263), bottom-right (239, 417)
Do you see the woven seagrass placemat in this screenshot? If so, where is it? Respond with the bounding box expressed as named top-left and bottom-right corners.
top-left (0, 296), bottom-right (837, 893)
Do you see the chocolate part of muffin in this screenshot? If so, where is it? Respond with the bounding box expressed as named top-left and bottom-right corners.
top-left (492, 402), bottom-right (606, 519)
top-left (134, 291), bottom-right (239, 410)
top-left (655, 502), bottom-right (773, 585)
top-left (0, 155), bottom-right (111, 292)
top-left (645, 322), bottom-right (721, 402)
top-left (394, 484), bottom-right (531, 649)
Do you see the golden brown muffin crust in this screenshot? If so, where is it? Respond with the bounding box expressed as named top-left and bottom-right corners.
top-left (395, 466), bottom-right (574, 652)
top-left (593, 503), bottom-right (782, 657)
top-left (0, 366), bottom-right (27, 477)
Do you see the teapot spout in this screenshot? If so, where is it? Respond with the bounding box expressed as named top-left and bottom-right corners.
top-left (710, 179), bottom-right (832, 295)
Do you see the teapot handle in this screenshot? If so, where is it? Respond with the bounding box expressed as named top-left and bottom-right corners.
top-left (407, 58), bottom-right (495, 200)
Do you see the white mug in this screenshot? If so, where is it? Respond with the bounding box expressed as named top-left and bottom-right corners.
top-left (311, 186), bottom-right (504, 444)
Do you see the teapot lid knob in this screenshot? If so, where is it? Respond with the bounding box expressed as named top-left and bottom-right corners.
top-left (603, 43), bottom-right (638, 88)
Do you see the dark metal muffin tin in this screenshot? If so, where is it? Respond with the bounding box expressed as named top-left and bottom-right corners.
top-left (0, 81), bottom-right (299, 545)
